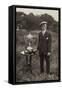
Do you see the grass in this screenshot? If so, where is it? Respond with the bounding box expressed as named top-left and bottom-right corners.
top-left (16, 29), bottom-right (59, 82)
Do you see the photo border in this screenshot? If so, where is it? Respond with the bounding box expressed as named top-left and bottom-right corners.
top-left (14, 5), bottom-right (61, 85)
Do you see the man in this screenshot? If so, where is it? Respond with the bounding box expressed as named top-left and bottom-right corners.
top-left (37, 21), bottom-right (52, 74)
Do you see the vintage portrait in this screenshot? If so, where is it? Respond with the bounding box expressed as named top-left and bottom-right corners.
top-left (16, 6), bottom-right (60, 83)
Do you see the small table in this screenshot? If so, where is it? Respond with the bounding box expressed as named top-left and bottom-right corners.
top-left (20, 49), bottom-right (37, 73)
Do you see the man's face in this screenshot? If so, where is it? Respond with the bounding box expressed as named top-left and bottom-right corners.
top-left (40, 23), bottom-right (47, 31)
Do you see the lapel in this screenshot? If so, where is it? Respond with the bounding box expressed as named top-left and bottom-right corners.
top-left (40, 30), bottom-right (48, 37)
top-left (44, 31), bottom-right (48, 37)
top-left (40, 31), bottom-right (49, 41)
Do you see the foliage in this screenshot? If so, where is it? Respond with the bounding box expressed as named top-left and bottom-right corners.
top-left (16, 12), bottom-right (58, 32)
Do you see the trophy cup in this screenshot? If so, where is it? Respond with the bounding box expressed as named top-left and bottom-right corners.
top-left (20, 33), bottom-right (37, 73)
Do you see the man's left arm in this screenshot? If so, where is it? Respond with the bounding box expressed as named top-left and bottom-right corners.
top-left (47, 33), bottom-right (52, 56)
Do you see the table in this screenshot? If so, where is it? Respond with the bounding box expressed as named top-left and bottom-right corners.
top-left (20, 49), bottom-right (37, 73)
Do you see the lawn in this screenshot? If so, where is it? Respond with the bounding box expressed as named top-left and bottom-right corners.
top-left (16, 29), bottom-right (59, 82)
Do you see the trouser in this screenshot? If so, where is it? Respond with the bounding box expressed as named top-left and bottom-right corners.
top-left (39, 53), bottom-right (50, 74)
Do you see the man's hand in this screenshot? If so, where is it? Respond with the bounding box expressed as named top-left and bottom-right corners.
top-left (47, 52), bottom-right (51, 56)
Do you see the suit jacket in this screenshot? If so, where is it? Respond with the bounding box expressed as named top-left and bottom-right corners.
top-left (37, 31), bottom-right (52, 55)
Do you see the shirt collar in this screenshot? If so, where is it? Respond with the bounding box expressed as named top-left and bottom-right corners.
top-left (42, 29), bottom-right (46, 36)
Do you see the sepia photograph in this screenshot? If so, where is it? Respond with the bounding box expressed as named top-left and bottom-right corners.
top-left (16, 6), bottom-right (60, 83)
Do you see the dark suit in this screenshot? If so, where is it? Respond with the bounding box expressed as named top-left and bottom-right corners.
top-left (37, 31), bottom-right (52, 74)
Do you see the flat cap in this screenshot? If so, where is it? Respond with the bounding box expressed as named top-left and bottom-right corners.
top-left (39, 21), bottom-right (47, 26)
